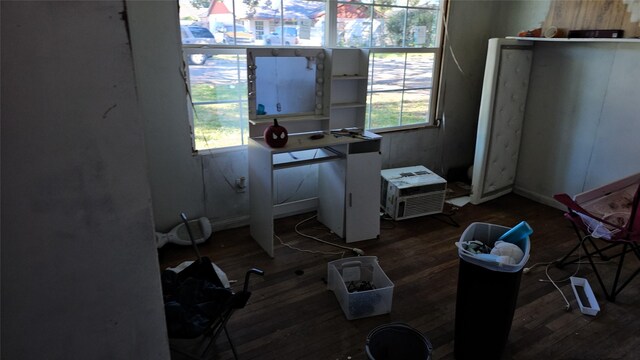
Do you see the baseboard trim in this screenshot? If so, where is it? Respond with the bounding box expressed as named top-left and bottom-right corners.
top-left (209, 215), bottom-right (250, 232)
top-left (208, 198), bottom-right (319, 232)
top-left (273, 197), bottom-right (318, 218)
top-left (513, 186), bottom-right (564, 211)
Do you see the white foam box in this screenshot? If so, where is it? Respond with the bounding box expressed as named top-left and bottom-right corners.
top-left (570, 277), bottom-right (600, 316)
top-left (327, 256), bottom-right (394, 320)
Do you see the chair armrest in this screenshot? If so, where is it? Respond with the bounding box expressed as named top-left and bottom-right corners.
top-left (553, 193), bottom-right (625, 231)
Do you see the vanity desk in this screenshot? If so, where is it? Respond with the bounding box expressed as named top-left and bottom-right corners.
top-left (248, 130), bottom-right (381, 257)
top-left (246, 47), bottom-right (380, 257)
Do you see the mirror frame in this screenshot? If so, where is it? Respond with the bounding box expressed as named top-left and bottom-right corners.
top-left (247, 47), bottom-right (326, 120)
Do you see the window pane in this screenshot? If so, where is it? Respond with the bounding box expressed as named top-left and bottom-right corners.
top-left (367, 91), bottom-right (402, 129)
top-left (369, 52), bottom-right (406, 92)
top-left (187, 53), bottom-right (247, 150)
top-left (337, 6), bottom-right (375, 47)
top-left (188, 54), bottom-right (247, 100)
top-left (341, 0), bottom-right (374, 4)
top-left (264, 0), bottom-right (325, 46)
top-left (193, 103), bottom-right (249, 149)
top-left (376, 7), bottom-right (406, 47)
top-left (336, 3), bottom-right (442, 48)
top-left (404, 52), bottom-right (434, 89)
top-left (406, 8), bottom-right (440, 48)
top-left (401, 89), bottom-right (430, 125)
top-left (368, 52), bottom-right (433, 129)
top-left (413, 0), bottom-right (441, 9)
top-left (180, 0), bottom-right (325, 47)
top-left (376, 0), bottom-right (407, 6)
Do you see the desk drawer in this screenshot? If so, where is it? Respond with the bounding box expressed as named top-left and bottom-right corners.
top-left (349, 139), bottom-right (380, 154)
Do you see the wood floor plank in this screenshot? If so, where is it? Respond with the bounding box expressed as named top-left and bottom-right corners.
top-left (159, 194), bottom-right (640, 360)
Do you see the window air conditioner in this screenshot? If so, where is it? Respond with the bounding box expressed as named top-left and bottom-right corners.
top-left (381, 166), bottom-right (447, 220)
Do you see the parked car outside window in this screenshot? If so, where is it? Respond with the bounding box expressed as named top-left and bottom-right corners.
top-left (180, 25), bottom-right (215, 65)
top-left (215, 24), bottom-right (255, 45)
top-left (265, 26), bottom-right (299, 45)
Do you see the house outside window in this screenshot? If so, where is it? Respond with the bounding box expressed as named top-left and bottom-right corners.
top-left (179, 0), bottom-right (444, 152)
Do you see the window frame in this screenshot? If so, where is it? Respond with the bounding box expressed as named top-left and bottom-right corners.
top-left (365, 47), bottom-right (442, 133)
top-left (182, 46), bottom-right (249, 155)
top-left (180, 0), bottom-right (447, 153)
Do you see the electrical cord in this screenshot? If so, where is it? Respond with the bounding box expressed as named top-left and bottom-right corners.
top-left (522, 260), bottom-right (573, 311)
top-left (274, 233), bottom-right (345, 257)
top-left (544, 261), bottom-right (572, 311)
top-left (294, 214), bottom-right (365, 256)
top-left (523, 235), bottom-right (591, 311)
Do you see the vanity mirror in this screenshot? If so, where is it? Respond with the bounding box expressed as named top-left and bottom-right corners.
top-left (247, 48), bottom-right (327, 121)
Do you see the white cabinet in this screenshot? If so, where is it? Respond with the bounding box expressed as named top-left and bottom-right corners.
top-left (317, 141), bottom-right (381, 243)
top-left (345, 151), bottom-right (381, 242)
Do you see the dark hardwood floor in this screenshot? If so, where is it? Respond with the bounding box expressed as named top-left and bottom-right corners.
top-left (158, 193), bottom-right (640, 359)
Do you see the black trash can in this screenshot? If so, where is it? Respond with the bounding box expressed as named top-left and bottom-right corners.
top-left (365, 323), bottom-right (433, 360)
top-left (454, 222), bottom-right (530, 360)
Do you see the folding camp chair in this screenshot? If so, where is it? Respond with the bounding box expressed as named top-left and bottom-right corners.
top-left (554, 172), bottom-right (640, 302)
top-left (162, 213), bottom-right (264, 359)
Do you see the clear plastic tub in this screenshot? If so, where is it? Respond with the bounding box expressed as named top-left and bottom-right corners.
top-left (327, 256), bottom-right (394, 320)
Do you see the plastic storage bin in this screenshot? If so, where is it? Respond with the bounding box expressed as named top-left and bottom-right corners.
top-left (327, 256), bottom-right (394, 320)
top-left (454, 222), bottom-right (530, 360)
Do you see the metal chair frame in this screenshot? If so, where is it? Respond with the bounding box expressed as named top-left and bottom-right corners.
top-left (554, 173), bottom-right (640, 302)
top-left (165, 213), bottom-right (264, 359)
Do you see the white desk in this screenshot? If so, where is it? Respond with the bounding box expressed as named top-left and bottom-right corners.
top-left (248, 130), bottom-right (382, 257)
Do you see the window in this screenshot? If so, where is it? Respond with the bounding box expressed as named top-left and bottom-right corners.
top-left (367, 50), bottom-right (435, 129)
top-left (334, 0), bottom-right (443, 131)
top-left (178, 0), bottom-right (444, 151)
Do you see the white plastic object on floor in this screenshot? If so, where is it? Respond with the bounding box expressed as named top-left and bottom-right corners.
top-left (570, 277), bottom-right (600, 316)
top-left (155, 217), bottom-right (212, 248)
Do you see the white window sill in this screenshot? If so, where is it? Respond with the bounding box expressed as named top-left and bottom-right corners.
top-left (506, 36), bottom-right (640, 43)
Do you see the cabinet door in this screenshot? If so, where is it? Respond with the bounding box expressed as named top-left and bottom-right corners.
top-left (345, 152), bottom-right (381, 243)
top-left (317, 159), bottom-right (346, 238)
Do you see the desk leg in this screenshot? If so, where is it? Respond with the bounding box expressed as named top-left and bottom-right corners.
top-left (249, 141), bottom-right (275, 257)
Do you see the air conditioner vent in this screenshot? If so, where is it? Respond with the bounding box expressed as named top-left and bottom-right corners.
top-left (381, 166), bottom-right (447, 220)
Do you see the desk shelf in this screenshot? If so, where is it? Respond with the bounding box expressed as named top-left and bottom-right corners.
top-left (331, 102), bottom-right (367, 109)
top-left (332, 75), bottom-right (368, 80)
top-left (249, 114), bottom-right (330, 126)
top-left (272, 147), bottom-right (344, 170)
top-left (506, 36), bottom-right (640, 43)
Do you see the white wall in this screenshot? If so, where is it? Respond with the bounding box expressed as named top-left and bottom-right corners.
top-left (466, 0), bottom-right (639, 206)
top-left (492, 0), bottom-right (552, 37)
top-left (438, 0), bottom-right (501, 174)
top-left (127, 0), bottom-right (207, 231)
top-left (515, 42), bottom-right (640, 206)
top-left (1, 1), bottom-right (170, 359)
